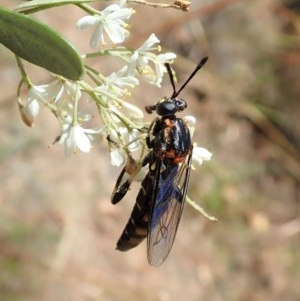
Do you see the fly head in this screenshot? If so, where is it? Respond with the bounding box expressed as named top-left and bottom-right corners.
top-left (145, 56), bottom-right (208, 117)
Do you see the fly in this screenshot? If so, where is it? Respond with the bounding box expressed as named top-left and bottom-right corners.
top-left (111, 56), bottom-right (208, 266)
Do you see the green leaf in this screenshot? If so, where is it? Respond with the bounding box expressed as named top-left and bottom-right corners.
top-left (15, 0), bottom-right (96, 14)
top-left (0, 7), bottom-right (84, 80)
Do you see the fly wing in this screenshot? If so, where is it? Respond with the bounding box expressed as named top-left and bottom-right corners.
top-left (111, 154), bottom-right (150, 204)
top-left (147, 152), bottom-right (192, 266)
top-left (111, 167), bottom-right (131, 204)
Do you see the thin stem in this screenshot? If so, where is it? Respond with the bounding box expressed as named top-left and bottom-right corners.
top-left (127, 0), bottom-right (190, 11)
top-left (15, 55), bottom-right (31, 86)
top-left (186, 196), bottom-right (218, 222)
top-left (76, 3), bottom-right (101, 15)
top-left (83, 47), bottom-right (134, 60)
top-left (72, 84), bottom-right (80, 125)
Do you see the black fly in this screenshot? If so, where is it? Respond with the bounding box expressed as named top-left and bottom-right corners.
top-left (111, 57), bottom-right (208, 266)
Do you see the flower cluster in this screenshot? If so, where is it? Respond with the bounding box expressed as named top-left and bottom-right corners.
top-left (127, 34), bottom-right (176, 86)
top-left (76, 0), bottom-right (133, 47)
top-left (16, 0), bottom-right (212, 171)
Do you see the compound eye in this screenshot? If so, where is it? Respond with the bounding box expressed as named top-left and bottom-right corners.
top-left (175, 98), bottom-right (187, 111)
top-left (156, 98), bottom-right (177, 116)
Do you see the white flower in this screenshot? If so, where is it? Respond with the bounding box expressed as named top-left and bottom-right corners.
top-left (58, 116), bottom-right (104, 155)
top-left (60, 80), bottom-right (81, 101)
top-left (150, 53), bottom-right (177, 86)
top-left (184, 115), bottom-right (196, 138)
top-left (20, 81), bottom-right (61, 126)
top-left (192, 146), bottom-right (212, 166)
top-left (127, 34), bottom-right (160, 75)
top-left (110, 148), bottom-right (126, 166)
top-left (107, 125), bottom-right (143, 166)
top-left (76, 1), bottom-right (134, 47)
top-left (39, 80), bottom-right (67, 101)
top-left (58, 123), bottom-right (92, 155)
top-left (18, 101), bottom-right (34, 127)
top-left (107, 66), bottom-right (139, 89)
top-left (25, 94), bottom-right (40, 119)
top-left (123, 128), bottom-right (141, 152)
top-left (96, 66), bottom-right (139, 100)
top-left (25, 81), bottom-right (59, 116)
top-left (25, 79), bottom-right (78, 111)
top-left (110, 126), bottom-right (141, 152)
top-left (127, 33), bottom-right (176, 86)
top-left (184, 115), bottom-right (196, 126)
top-left (122, 101), bottom-right (144, 120)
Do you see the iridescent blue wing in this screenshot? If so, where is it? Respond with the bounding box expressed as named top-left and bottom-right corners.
top-left (147, 150), bottom-right (192, 266)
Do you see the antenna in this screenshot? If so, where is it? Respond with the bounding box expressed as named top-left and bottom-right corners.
top-left (165, 56), bottom-right (208, 98)
top-left (165, 63), bottom-right (177, 97)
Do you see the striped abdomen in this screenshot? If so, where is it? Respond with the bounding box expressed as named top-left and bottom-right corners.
top-left (116, 172), bottom-right (154, 251)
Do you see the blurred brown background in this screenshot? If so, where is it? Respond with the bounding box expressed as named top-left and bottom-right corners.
top-left (1, 0), bottom-right (300, 300)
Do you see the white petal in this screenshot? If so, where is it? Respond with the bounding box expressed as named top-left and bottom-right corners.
top-left (91, 25), bottom-right (104, 48)
top-left (122, 102), bottom-right (144, 119)
top-left (73, 125), bottom-right (92, 153)
top-left (139, 33), bottom-right (159, 51)
top-left (127, 52), bottom-right (138, 75)
top-left (30, 80), bottom-right (63, 103)
top-left (110, 149), bottom-right (125, 166)
top-left (156, 52), bottom-right (177, 62)
top-left (76, 15), bottom-right (99, 29)
top-left (84, 127), bottom-right (105, 135)
top-left (154, 63), bottom-right (164, 82)
top-left (114, 70), bottom-right (139, 87)
top-left (104, 22), bottom-right (128, 43)
top-left (192, 146), bottom-right (212, 165)
top-left (64, 135), bottom-right (76, 156)
top-left (109, 8), bottom-right (133, 20)
top-left (184, 115), bottom-right (196, 138)
top-left (184, 115), bottom-right (196, 126)
top-left (119, 0), bottom-right (127, 7)
top-left (26, 99), bottom-right (40, 117)
top-left (130, 51), bottom-right (139, 63)
top-left (127, 140), bottom-right (140, 152)
top-left (139, 55), bottom-right (150, 67)
top-left (102, 4), bottom-right (121, 15)
top-left (197, 147), bottom-right (213, 161)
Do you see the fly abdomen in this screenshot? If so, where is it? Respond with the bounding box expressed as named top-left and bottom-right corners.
top-left (116, 173), bottom-right (153, 251)
top-left (116, 213), bottom-right (149, 251)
